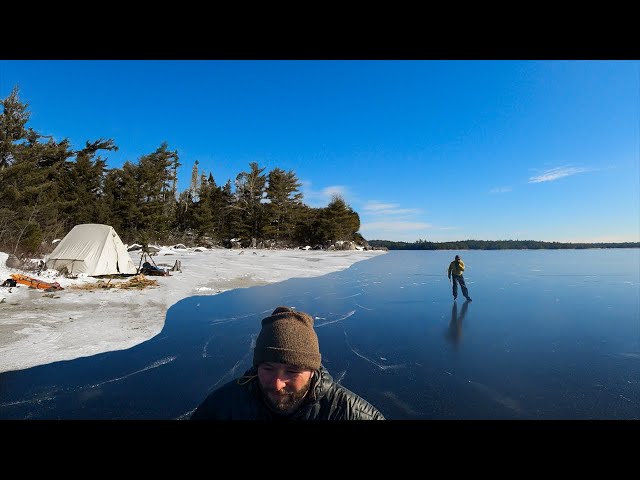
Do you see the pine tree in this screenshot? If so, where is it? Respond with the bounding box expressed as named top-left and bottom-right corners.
top-left (264, 167), bottom-right (303, 243)
top-left (320, 195), bottom-right (361, 245)
top-left (135, 142), bottom-right (180, 243)
top-left (189, 160), bottom-right (200, 201)
top-left (0, 87), bottom-right (75, 254)
top-left (233, 162), bottom-right (267, 244)
top-left (192, 172), bottom-right (214, 241)
top-left (0, 86), bottom-right (30, 170)
top-left (60, 138), bottom-right (117, 228)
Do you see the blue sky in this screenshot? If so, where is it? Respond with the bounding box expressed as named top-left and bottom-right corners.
top-left (1, 60), bottom-right (638, 243)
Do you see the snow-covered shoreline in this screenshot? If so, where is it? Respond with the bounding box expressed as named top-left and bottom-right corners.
top-left (0, 248), bottom-right (386, 374)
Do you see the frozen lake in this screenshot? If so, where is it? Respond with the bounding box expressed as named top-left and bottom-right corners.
top-left (1, 249), bottom-right (638, 419)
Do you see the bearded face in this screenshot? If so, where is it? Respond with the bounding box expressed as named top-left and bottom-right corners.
top-left (257, 362), bottom-right (314, 415)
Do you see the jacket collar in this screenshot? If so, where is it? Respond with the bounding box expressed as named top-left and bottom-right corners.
top-left (243, 364), bottom-right (334, 418)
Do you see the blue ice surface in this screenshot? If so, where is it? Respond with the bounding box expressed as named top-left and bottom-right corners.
top-left (1, 249), bottom-right (638, 420)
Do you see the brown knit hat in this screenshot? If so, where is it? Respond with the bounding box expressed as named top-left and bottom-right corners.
top-left (253, 306), bottom-right (321, 370)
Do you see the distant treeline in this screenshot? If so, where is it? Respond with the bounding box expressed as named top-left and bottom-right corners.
top-left (368, 239), bottom-right (640, 250)
top-left (0, 87), bottom-right (362, 257)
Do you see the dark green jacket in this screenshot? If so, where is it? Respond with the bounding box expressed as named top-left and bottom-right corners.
top-left (190, 365), bottom-right (385, 420)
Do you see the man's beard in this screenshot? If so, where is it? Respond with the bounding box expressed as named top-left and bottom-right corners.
top-left (260, 377), bottom-right (313, 415)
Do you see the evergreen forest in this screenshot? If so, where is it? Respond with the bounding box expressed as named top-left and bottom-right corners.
top-left (0, 87), bottom-right (363, 257)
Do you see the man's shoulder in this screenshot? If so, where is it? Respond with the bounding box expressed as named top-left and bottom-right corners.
top-left (208, 376), bottom-right (255, 400)
top-left (328, 383), bottom-right (385, 419)
top-left (190, 376), bottom-right (254, 420)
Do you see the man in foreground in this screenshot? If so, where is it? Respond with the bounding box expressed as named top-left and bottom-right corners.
top-left (190, 306), bottom-right (385, 420)
top-left (447, 254), bottom-right (472, 302)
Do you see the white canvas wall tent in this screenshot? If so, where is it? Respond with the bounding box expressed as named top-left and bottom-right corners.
top-left (45, 224), bottom-right (137, 276)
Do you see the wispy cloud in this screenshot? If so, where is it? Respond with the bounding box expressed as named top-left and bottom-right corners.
top-left (300, 181), bottom-right (349, 207)
top-left (360, 198), bottom-right (457, 241)
top-left (528, 166), bottom-right (590, 183)
top-left (489, 186), bottom-right (512, 194)
top-left (323, 186), bottom-right (347, 198)
top-left (363, 221), bottom-right (432, 232)
top-left (363, 201), bottom-right (422, 216)
top-left (359, 221), bottom-right (458, 242)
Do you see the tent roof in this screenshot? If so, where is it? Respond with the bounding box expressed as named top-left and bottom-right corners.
top-left (46, 224), bottom-right (137, 276)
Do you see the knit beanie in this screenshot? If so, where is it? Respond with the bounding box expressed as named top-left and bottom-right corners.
top-left (253, 306), bottom-right (321, 370)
